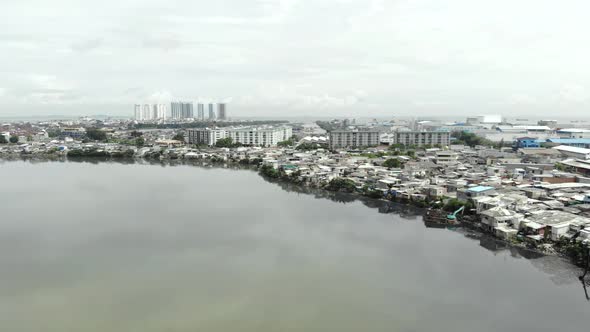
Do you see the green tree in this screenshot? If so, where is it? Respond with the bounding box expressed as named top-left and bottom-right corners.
top-left (325, 178), bottom-right (357, 193)
top-left (0, 135), bottom-right (7, 144)
top-left (215, 137), bottom-right (235, 148)
top-left (277, 139), bottom-right (295, 147)
top-left (135, 137), bottom-right (145, 147)
top-left (383, 158), bottom-right (401, 169)
top-left (86, 129), bottom-right (107, 141)
top-left (9, 135), bottom-right (19, 143)
top-left (172, 133), bottom-right (185, 141)
top-left (130, 130), bottom-right (143, 138)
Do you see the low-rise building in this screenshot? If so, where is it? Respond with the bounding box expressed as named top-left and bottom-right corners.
top-left (60, 127), bottom-right (86, 139)
top-left (553, 145), bottom-right (590, 160)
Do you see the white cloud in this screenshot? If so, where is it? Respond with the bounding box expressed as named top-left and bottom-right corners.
top-left (0, 0), bottom-right (590, 117)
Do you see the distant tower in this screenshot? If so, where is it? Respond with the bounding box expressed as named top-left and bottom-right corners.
top-left (134, 104), bottom-right (142, 120)
top-left (217, 103), bottom-right (227, 120)
top-left (154, 104), bottom-right (167, 119)
top-left (181, 102), bottom-right (194, 119)
top-left (197, 103), bottom-right (205, 121)
top-left (142, 104), bottom-right (151, 120)
top-left (208, 103), bottom-right (215, 120)
top-left (171, 102), bottom-right (192, 119)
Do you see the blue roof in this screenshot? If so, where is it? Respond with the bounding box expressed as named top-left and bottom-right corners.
top-left (468, 186), bottom-right (495, 193)
top-left (546, 138), bottom-right (590, 144)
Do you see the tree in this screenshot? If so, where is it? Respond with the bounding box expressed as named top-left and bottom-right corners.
top-left (26, 135), bottom-right (33, 142)
top-left (0, 135), bottom-right (7, 144)
top-left (277, 139), bottom-right (295, 147)
top-left (296, 142), bottom-right (321, 151)
top-left (325, 178), bottom-right (357, 193)
top-left (130, 130), bottom-right (143, 138)
top-left (86, 129), bottom-right (107, 141)
top-left (215, 137), bottom-right (235, 148)
top-left (135, 137), bottom-right (145, 147)
top-left (172, 133), bottom-right (185, 142)
top-left (9, 135), bottom-right (19, 143)
top-left (383, 158), bottom-right (401, 169)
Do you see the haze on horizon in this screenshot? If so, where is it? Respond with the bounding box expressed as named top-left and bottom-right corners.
top-left (1, 0), bottom-right (589, 118)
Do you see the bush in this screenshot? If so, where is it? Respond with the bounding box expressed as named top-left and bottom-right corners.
top-left (259, 164), bottom-right (280, 178)
top-left (383, 158), bottom-right (401, 169)
top-left (86, 129), bottom-right (107, 141)
top-left (325, 178), bottom-right (357, 193)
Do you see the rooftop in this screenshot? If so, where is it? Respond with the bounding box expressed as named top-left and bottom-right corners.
top-left (468, 186), bottom-right (495, 193)
top-left (553, 145), bottom-right (590, 155)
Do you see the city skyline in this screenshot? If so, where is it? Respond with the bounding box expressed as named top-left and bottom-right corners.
top-left (1, 0), bottom-right (590, 118)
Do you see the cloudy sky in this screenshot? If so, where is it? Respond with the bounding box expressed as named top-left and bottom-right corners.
top-left (1, 0), bottom-right (589, 118)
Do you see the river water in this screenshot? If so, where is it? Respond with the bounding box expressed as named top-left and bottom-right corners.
top-left (0, 160), bottom-right (588, 331)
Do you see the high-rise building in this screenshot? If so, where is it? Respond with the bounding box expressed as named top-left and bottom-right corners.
top-left (154, 104), bottom-right (167, 119)
top-left (134, 104), bottom-right (142, 120)
top-left (197, 103), bottom-right (205, 121)
top-left (217, 103), bottom-right (227, 120)
top-left (171, 102), bottom-right (194, 119)
top-left (142, 104), bottom-right (152, 121)
top-left (134, 103), bottom-right (167, 121)
top-left (208, 103), bottom-right (215, 120)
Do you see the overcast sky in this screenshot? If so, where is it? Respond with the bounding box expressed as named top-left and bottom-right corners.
top-left (1, 0), bottom-right (589, 118)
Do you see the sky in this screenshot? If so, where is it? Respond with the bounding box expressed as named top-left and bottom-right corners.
top-left (1, 0), bottom-right (589, 118)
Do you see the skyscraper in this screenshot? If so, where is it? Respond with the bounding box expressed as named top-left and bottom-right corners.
top-left (142, 104), bottom-right (152, 121)
top-left (134, 104), bottom-right (142, 120)
top-left (197, 103), bottom-right (205, 121)
top-left (217, 103), bottom-right (227, 120)
top-left (155, 104), bottom-right (167, 119)
top-left (182, 102), bottom-right (194, 118)
top-left (171, 102), bottom-right (194, 119)
top-left (208, 103), bottom-right (215, 120)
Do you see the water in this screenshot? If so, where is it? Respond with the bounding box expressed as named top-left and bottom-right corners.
top-left (0, 160), bottom-right (588, 332)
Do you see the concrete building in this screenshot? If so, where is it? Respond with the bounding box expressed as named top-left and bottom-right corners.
top-left (553, 145), bottom-right (590, 160)
top-left (329, 130), bottom-right (381, 149)
top-left (134, 104), bottom-right (142, 121)
top-left (187, 126), bottom-right (293, 147)
top-left (142, 104), bottom-right (152, 121)
top-left (60, 127), bottom-right (86, 139)
top-left (436, 151), bottom-right (459, 164)
top-left (208, 104), bottom-right (215, 120)
top-left (197, 103), bottom-right (205, 121)
top-left (546, 138), bottom-right (590, 148)
top-left (217, 103), bottom-right (227, 120)
top-left (514, 137), bottom-right (540, 149)
top-left (557, 128), bottom-right (590, 139)
top-left (153, 104), bottom-right (167, 120)
top-left (382, 131), bottom-right (450, 147)
top-left (187, 128), bottom-right (227, 146)
top-left (171, 102), bottom-right (194, 119)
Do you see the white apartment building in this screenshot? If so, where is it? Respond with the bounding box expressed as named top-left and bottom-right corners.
top-left (134, 104), bottom-right (168, 121)
top-left (380, 131), bottom-right (451, 147)
top-left (329, 130), bottom-right (381, 149)
top-left (187, 126), bottom-right (293, 147)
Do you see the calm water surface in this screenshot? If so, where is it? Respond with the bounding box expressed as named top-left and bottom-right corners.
top-left (0, 160), bottom-right (588, 332)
